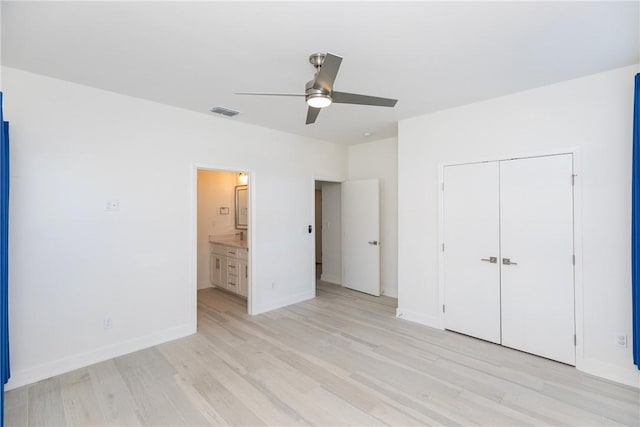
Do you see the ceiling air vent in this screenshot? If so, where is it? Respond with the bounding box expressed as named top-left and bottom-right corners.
top-left (210, 106), bottom-right (240, 117)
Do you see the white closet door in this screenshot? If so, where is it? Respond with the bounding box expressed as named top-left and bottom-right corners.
top-left (500, 154), bottom-right (575, 365)
top-left (444, 162), bottom-right (501, 344)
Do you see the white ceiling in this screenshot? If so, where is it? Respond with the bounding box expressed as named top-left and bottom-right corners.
top-left (2, 1), bottom-right (639, 145)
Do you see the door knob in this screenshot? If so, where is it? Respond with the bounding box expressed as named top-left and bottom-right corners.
top-left (502, 257), bottom-right (518, 266)
top-left (368, 240), bottom-right (378, 246)
top-left (481, 256), bottom-right (497, 263)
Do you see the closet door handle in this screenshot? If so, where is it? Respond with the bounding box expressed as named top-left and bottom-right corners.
top-left (502, 258), bottom-right (518, 266)
top-left (481, 257), bottom-right (497, 263)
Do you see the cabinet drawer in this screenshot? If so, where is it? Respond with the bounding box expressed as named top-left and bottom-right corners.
top-left (227, 274), bottom-right (239, 291)
top-left (210, 243), bottom-right (227, 255)
top-left (237, 249), bottom-right (248, 261)
top-left (227, 258), bottom-right (238, 270)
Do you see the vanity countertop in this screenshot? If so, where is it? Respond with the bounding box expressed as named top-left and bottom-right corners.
top-left (209, 235), bottom-right (248, 250)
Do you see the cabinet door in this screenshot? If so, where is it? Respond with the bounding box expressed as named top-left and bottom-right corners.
top-left (238, 260), bottom-right (248, 297)
top-left (443, 162), bottom-right (501, 344)
top-left (210, 254), bottom-right (217, 286)
top-left (500, 154), bottom-right (575, 365)
top-left (210, 254), bottom-right (224, 287)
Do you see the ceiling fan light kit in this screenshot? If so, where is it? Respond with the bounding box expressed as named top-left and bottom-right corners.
top-left (305, 92), bottom-right (332, 108)
top-left (236, 52), bottom-right (397, 124)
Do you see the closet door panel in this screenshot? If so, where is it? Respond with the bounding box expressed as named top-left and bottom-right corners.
top-left (500, 154), bottom-right (575, 365)
top-left (443, 162), bottom-right (501, 344)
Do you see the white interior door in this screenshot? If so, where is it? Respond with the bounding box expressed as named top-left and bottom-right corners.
top-left (443, 162), bottom-right (501, 344)
top-left (500, 154), bottom-right (575, 365)
top-left (342, 179), bottom-right (380, 296)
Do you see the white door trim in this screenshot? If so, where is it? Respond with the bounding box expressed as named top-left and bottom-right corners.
top-left (437, 147), bottom-right (584, 371)
top-left (191, 162), bottom-right (257, 331)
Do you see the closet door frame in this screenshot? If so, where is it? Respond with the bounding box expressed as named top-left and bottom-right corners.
top-left (437, 147), bottom-right (584, 370)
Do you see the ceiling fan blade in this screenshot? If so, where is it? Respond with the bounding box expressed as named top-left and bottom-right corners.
top-left (235, 92), bottom-right (305, 97)
top-left (332, 91), bottom-right (397, 107)
top-left (313, 53), bottom-right (342, 92)
top-left (306, 107), bottom-right (321, 125)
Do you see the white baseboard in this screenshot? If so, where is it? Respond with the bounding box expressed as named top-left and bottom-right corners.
top-left (197, 280), bottom-right (212, 290)
top-left (320, 273), bottom-right (341, 285)
top-left (252, 290), bottom-right (315, 315)
top-left (579, 357), bottom-right (640, 388)
top-left (5, 323), bottom-right (194, 391)
top-left (382, 289), bottom-right (398, 298)
top-left (395, 307), bottom-right (444, 330)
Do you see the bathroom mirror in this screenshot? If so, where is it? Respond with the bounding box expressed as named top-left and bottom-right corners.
top-left (235, 185), bottom-right (248, 230)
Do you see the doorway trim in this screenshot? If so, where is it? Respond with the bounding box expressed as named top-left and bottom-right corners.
top-left (437, 147), bottom-right (584, 370)
top-left (190, 162), bottom-right (256, 334)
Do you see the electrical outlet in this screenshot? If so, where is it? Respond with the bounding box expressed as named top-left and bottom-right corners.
top-left (616, 334), bottom-right (627, 348)
top-left (103, 316), bottom-right (113, 330)
top-left (105, 200), bottom-right (120, 211)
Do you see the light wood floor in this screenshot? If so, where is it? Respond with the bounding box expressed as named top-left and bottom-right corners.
top-left (4, 281), bottom-right (640, 426)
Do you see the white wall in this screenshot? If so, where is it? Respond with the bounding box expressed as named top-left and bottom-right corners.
top-left (348, 138), bottom-right (398, 297)
top-left (321, 182), bottom-right (341, 285)
top-left (196, 170), bottom-right (240, 289)
top-left (3, 67), bottom-right (346, 389)
top-left (398, 65), bottom-right (640, 387)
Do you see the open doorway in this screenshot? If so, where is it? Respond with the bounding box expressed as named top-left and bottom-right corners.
top-left (314, 178), bottom-right (388, 298)
top-left (314, 180), bottom-right (343, 287)
top-left (197, 168), bottom-right (251, 319)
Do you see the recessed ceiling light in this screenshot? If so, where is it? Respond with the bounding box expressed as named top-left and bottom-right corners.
top-left (363, 132), bottom-right (373, 137)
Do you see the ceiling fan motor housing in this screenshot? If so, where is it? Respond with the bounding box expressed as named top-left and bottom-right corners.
top-left (308, 52), bottom-right (326, 69)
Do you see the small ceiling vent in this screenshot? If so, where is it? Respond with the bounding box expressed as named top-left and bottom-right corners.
top-left (210, 107), bottom-right (240, 117)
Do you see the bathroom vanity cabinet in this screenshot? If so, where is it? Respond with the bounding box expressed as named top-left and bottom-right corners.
top-left (209, 240), bottom-right (248, 297)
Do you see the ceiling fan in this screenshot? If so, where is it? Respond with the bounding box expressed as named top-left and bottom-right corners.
top-left (236, 53), bottom-right (398, 125)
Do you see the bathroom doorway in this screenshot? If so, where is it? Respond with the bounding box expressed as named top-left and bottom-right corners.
top-left (196, 168), bottom-right (251, 319)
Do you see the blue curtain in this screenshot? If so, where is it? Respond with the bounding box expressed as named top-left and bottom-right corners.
top-left (0, 92), bottom-right (9, 424)
top-left (633, 74), bottom-right (640, 369)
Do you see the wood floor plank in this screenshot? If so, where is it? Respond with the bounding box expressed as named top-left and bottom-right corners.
top-left (5, 281), bottom-right (639, 427)
top-left (540, 382), bottom-right (640, 425)
top-left (349, 371), bottom-right (464, 426)
top-left (306, 386), bottom-right (386, 426)
top-left (4, 385), bottom-right (29, 427)
top-left (60, 368), bottom-right (107, 426)
top-left (113, 349), bottom-right (189, 426)
top-left (88, 360), bottom-right (144, 426)
top-left (160, 338), bottom-right (306, 426)
top-left (192, 372), bottom-right (267, 426)
top-left (27, 377), bottom-right (67, 427)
